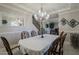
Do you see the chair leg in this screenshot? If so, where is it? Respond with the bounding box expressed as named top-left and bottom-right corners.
top-left (59, 51), bottom-right (63, 55)
top-left (61, 51), bottom-right (63, 55)
top-left (18, 47), bottom-right (20, 50)
top-left (25, 53), bottom-right (28, 55)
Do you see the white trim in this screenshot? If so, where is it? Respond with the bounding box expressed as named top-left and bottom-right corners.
top-left (59, 8), bottom-right (79, 15)
top-left (0, 4), bottom-right (32, 15)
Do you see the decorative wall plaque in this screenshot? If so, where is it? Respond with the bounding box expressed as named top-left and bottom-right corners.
top-left (61, 18), bottom-right (68, 25)
top-left (61, 18), bottom-right (79, 28)
top-left (68, 19), bottom-right (79, 28)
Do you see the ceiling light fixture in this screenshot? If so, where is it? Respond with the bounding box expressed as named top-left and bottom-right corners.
top-left (34, 3), bottom-right (49, 21)
top-left (34, 3), bottom-right (50, 38)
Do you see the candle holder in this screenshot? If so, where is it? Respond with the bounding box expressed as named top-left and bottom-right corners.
top-left (41, 28), bottom-right (44, 38)
top-left (40, 20), bottom-right (44, 38)
top-left (33, 4), bottom-right (49, 38)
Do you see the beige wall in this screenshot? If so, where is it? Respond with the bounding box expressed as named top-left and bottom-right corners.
top-left (59, 9), bottom-right (79, 33)
top-left (0, 12), bottom-right (38, 33)
top-left (59, 9), bottom-right (79, 42)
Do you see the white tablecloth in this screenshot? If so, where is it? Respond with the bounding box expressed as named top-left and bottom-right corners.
top-left (18, 34), bottom-right (58, 55)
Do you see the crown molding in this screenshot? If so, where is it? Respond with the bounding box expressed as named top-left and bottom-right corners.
top-left (59, 8), bottom-right (79, 15)
top-left (49, 7), bottom-right (71, 15)
top-left (12, 4), bottom-right (35, 13)
top-left (0, 3), bottom-right (77, 17)
top-left (0, 4), bottom-right (32, 15)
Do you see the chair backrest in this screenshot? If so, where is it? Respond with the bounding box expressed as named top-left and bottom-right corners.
top-left (60, 33), bottom-right (67, 48)
top-left (59, 33), bottom-right (67, 55)
top-left (31, 30), bottom-right (37, 37)
top-left (47, 32), bottom-right (66, 55)
top-left (60, 31), bottom-right (64, 38)
top-left (0, 36), bottom-right (13, 55)
top-left (50, 29), bottom-right (55, 34)
top-left (48, 37), bottom-right (61, 55)
top-left (21, 31), bottom-right (29, 39)
top-left (55, 28), bottom-right (59, 35)
top-left (52, 37), bottom-right (61, 49)
top-left (52, 37), bottom-right (61, 54)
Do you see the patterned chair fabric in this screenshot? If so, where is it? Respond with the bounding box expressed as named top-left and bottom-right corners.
top-left (31, 30), bottom-right (37, 37)
top-left (21, 31), bottom-right (29, 39)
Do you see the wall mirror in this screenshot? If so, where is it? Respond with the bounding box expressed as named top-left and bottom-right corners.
top-left (0, 15), bottom-right (24, 26)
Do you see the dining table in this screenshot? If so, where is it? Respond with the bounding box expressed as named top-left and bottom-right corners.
top-left (18, 34), bottom-right (58, 55)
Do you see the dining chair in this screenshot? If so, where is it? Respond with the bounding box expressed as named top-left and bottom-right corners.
top-left (31, 30), bottom-right (37, 37)
top-left (21, 31), bottom-right (29, 39)
top-left (59, 31), bottom-right (64, 38)
top-left (0, 36), bottom-right (20, 55)
top-left (50, 29), bottom-right (56, 35)
top-left (47, 37), bottom-right (61, 55)
top-left (46, 32), bottom-right (67, 55)
top-left (59, 33), bottom-right (67, 55)
top-left (55, 28), bottom-right (59, 35)
top-left (51, 33), bottom-right (67, 55)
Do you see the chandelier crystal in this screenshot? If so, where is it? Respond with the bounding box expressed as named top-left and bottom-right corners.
top-left (34, 4), bottom-right (49, 21)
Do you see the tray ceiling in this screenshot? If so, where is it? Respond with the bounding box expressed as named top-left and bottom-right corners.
top-left (0, 3), bottom-right (79, 15)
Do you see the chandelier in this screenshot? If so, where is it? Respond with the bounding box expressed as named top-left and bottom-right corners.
top-left (34, 4), bottom-right (50, 38)
top-left (34, 4), bottom-right (49, 21)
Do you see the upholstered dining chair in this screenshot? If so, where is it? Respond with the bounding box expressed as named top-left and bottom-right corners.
top-left (31, 30), bottom-right (37, 37)
top-left (0, 36), bottom-right (20, 55)
top-left (21, 31), bottom-right (29, 39)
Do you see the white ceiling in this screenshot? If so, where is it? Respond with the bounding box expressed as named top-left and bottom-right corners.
top-left (0, 3), bottom-right (79, 15)
top-left (15, 3), bottom-right (70, 12)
